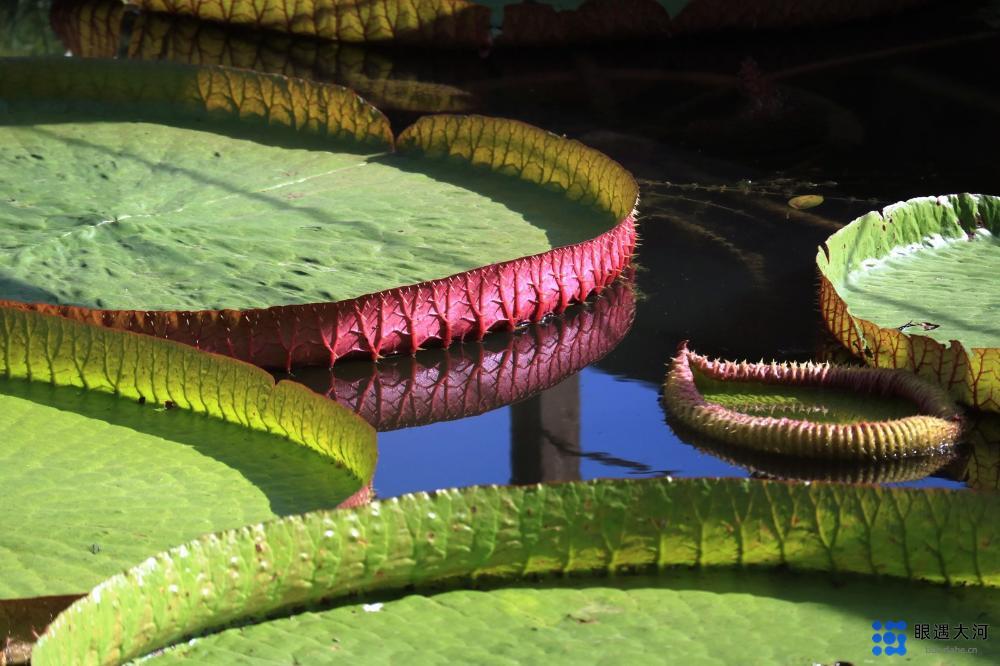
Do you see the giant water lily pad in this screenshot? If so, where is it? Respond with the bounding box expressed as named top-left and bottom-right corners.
top-left (0, 305), bottom-right (375, 607)
top-left (663, 343), bottom-right (963, 459)
top-left (0, 57), bottom-right (637, 368)
top-left (818, 194), bottom-right (1000, 411)
top-left (32, 477), bottom-right (999, 664)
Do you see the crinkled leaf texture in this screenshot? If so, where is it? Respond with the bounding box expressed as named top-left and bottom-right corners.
top-left (33, 477), bottom-right (999, 664)
top-left (0, 57), bottom-right (637, 369)
top-left (818, 194), bottom-right (1000, 411)
top-left (0, 305), bottom-right (376, 601)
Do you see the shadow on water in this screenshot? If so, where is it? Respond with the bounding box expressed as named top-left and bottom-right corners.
top-left (0, 594), bottom-right (81, 662)
top-left (0, 377), bottom-right (359, 515)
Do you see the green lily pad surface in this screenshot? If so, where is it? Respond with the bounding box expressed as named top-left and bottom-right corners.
top-left (838, 223), bottom-right (998, 350)
top-left (33, 478), bottom-right (999, 665)
top-left (0, 305), bottom-right (376, 600)
top-left (819, 194), bottom-right (1000, 411)
top-left (0, 61), bottom-right (614, 312)
top-left (692, 374), bottom-right (920, 424)
top-left (144, 571), bottom-right (993, 665)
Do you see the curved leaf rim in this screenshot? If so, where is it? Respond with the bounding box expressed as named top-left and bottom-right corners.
top-left (31, 476), bottom-right (999, 664)
top-left (662, 341), bottom-right (963, 459)
top-left (0, 304), bottom-right (378, 504)
top-left (326, 277), bottom-right (635, 431)
top-left (0, 57), bottom-right (638, 369)
top-left (816, 193), bottom-right (999, 412)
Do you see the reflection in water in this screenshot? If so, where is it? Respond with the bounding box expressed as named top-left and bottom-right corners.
top-left (939, 412), bottom-right (1000, 492)
top-left (25, 0), bottom-right (997, 490)
top-left (289, 278), bottom-right (635, 431)
top-left (51, 0), bottom-right (480, 114)
top-left (510, 375), bottom-right (581, 484)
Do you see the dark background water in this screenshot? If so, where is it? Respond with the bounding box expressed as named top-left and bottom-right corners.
top-left (6, 0), bottom-right (999, 496)
top-left (323, 0), bottom-right (1000, 496)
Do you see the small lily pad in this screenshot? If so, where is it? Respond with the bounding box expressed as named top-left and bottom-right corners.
top-left (662, 342), bottom-right (963, 459)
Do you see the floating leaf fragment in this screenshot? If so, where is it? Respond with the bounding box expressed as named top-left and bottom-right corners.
top-left (788, 194), bottom-right (824, 210)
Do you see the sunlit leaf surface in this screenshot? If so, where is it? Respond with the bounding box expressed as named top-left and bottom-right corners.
top-left (0, 306), bottom-right (375, 600)
top-left (33, 477), bottom-right (999, 664)
top-left (818, 194), bottom-right (1000, 411)
top-left (0, 58), bottom-right (637, 367)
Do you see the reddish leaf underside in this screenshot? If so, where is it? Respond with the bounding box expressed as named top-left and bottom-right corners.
top-left (322, 277), bottom-right (635, 430)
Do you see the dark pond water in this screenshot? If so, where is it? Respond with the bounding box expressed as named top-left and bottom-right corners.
top-left (286, 1), bottom-right (998, 497)
top-left (6, 0), bottom-right (999, 498)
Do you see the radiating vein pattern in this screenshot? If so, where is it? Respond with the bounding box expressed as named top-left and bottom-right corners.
top-left (32, 477), bottom-right (999, 664)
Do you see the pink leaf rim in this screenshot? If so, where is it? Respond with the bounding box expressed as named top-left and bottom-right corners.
top-left (4, 214), bottom-right (635, 370)
top-left (318, 276), bottom-right (635, 431)
top-left (0, 61), bottom-right (639, 370)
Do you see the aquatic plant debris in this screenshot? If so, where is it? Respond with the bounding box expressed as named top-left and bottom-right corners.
top-left (0, 58), bottom-right (637, 369)
top-left (788, 194), bottom-right (824, 210)
top-left (662, 342), bottom-right (963, 459)
top-left (0, 304), bottom-right (376, 602)
top-left (31, 477), bottom-right (999, 665)
top-left (818, 193), bottom-right (1000, 411)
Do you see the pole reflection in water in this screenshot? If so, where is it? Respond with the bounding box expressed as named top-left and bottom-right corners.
top-left (510, 375), bottom-right (581, 485)
top-left (283, 279), bottom-right (659, 496)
